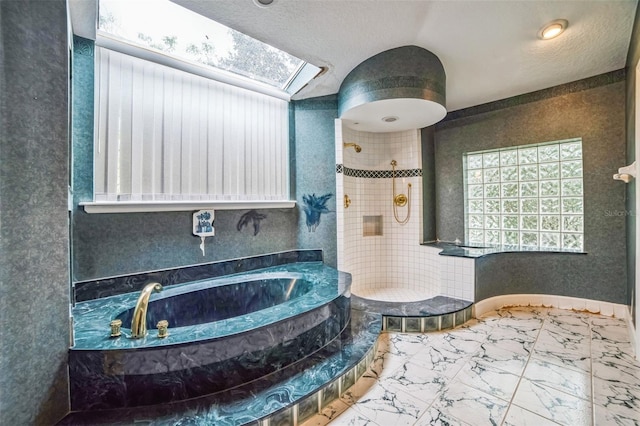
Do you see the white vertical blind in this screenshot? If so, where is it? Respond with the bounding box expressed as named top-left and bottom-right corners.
top-left (94, 47), bottom-right (290, 202)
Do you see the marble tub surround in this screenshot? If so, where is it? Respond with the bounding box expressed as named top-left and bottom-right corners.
top-left (70, 262), bottom-right (351, 410)
top-left (72, 262), bottom-right (347, 350)
top-left (59, 309), bottom-right (382, 426)
top-left (303, 306), bottom-right (639, 425)
top-left (73, 249), bottom-right (323, 302)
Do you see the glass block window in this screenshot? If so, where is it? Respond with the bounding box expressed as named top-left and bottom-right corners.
top-left (464, 138), bottom-right (584, 251)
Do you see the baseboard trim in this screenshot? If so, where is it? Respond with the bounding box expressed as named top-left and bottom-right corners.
top-left (474, 294), bottom-right (628, 320)
top-left (625, 311), bottom-right (639, 361)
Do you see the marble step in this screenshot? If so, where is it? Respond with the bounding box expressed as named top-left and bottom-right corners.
top-left (57, 308), bottom-right (382, 426)
top-left (351, 294), bottom-right (474, 332)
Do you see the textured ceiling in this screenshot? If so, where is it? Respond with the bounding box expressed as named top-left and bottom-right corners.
top-left (172, 0), bottom-right (637, 111)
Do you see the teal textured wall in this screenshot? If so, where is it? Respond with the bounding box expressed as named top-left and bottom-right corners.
top-left (293, 96), bottom-right (339, 267)
top-left (435, 74), bottom-right (627, 303)
top-left (625, 2), bottom-right (639, 325)
top-left (0, 1), bottom-right (71, 424)
top-left (71, 38), bottom-right (339, 281)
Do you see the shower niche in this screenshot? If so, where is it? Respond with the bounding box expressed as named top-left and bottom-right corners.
top-left (362, 215), bottom-right (383, 237)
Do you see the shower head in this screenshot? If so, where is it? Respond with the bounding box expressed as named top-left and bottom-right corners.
top-left (343, 142), bottom-right (362, 153)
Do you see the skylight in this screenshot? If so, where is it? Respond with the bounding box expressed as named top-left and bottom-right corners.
top-left (98, 0), bottom-right (320, 93)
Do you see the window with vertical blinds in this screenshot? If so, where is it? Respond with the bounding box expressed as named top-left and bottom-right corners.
top-left (93, 47), bottom-right (290, 204)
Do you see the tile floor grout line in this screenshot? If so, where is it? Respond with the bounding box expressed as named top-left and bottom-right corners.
top-left (312, 307), bottom-right (629, 426)
top-left (497, 307), bottom-right (547, 426)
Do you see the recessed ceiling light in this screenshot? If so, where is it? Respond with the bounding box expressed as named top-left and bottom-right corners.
top-left (538, 19), bottom-right (568, 40)
top-left (382, 116), bottom-right (399, 123)
top-left (254, 0), bottom-right (275, 6)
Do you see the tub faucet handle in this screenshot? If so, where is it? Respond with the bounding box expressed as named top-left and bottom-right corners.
top-left (110, 319), bottom-right (122, 338)
top-left (157, 320), bottom-right (169, 338)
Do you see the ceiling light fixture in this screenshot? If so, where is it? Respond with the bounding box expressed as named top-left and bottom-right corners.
top-left (254, 0), bottom-right (275, 7)
top-left (382, 116), bottom-right (399, 123)
top-left (539, 19), bottom-right (568, 40)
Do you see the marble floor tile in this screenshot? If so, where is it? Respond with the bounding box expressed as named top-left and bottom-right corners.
top-left (427, 380), bottom-right (509, 426)
top-left (593, 376), bottom-right (640, 420)
top-left (475, 312), bottom-right (503, 327)
top-left (503, 404), bottom-right (563, 426)
top-left (304, 307), bottom-right (638, 426)
top-left (386, 333), bottom-right (432, 357)
top-left (485, 328), bottom-right (537, 355)
top-left (532, 342), bottom-right (591, 374)
top-left (543, 315), bottom-right (590, 336)
top-left (414, 406), bottom-right (471, 426)
top-left (591, 318), bottom-right (632, 345)
top-left (497, 306), bottom-right (548, 319)
top-left (523, 357), bottom-right (591, 401)
top-left (591, 339), bottom-right (636, 361)
top-left (446, 319), bottom-right (494, 342)
top-left (535, 326), bottom-right (591, 354)
top-left (498, 316), bottom-right (545, 331)
top-left (546, 307), bottom-right (592, 322)
top-left (454, 358), bottom-right (521, 400)
top-left (594, 403), bottom-right (640, 426)
top-left (592, 349), bottom-right (640, 387)
top-left (511, 378), bottom-right (593, 425)
top-left (470, 341), bottom-right (530, 375)
top-left (379, 360), bottom-right (449, 397)
top-left (341, 381), bottom-right (430, 426)
top-left (372, 333), bottom-right (432, 379)
top-left (407, 341), bottom-right (469, 378)
top-left (425, 332), bottom-right (486, 356)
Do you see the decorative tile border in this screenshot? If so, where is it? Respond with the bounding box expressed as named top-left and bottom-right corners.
top-left (336, 164), bottom-right (422, 179)
top-left (73, 250), bottom-right (323, 302)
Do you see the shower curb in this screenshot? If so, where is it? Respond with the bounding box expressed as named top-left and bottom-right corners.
top-left (381, 305), bottom-right (474, 333)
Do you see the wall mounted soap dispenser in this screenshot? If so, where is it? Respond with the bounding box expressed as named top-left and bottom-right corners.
top-left (193, 210), bottom-right (215, 255)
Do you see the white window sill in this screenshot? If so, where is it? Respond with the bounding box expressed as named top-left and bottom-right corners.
top-left (80, 200), bottom-right (296, 214)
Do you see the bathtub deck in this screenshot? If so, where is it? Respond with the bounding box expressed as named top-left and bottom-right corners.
top-left (57, 308), bottom-right (382, 426)
top-left (58, 296), bottom-right (474, 425)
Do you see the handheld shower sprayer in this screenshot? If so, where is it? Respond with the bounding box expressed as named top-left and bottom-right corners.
top-left (343, 142), bottom-right (362, 153)
top-left (391, 160), bottom-right (411, 224)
